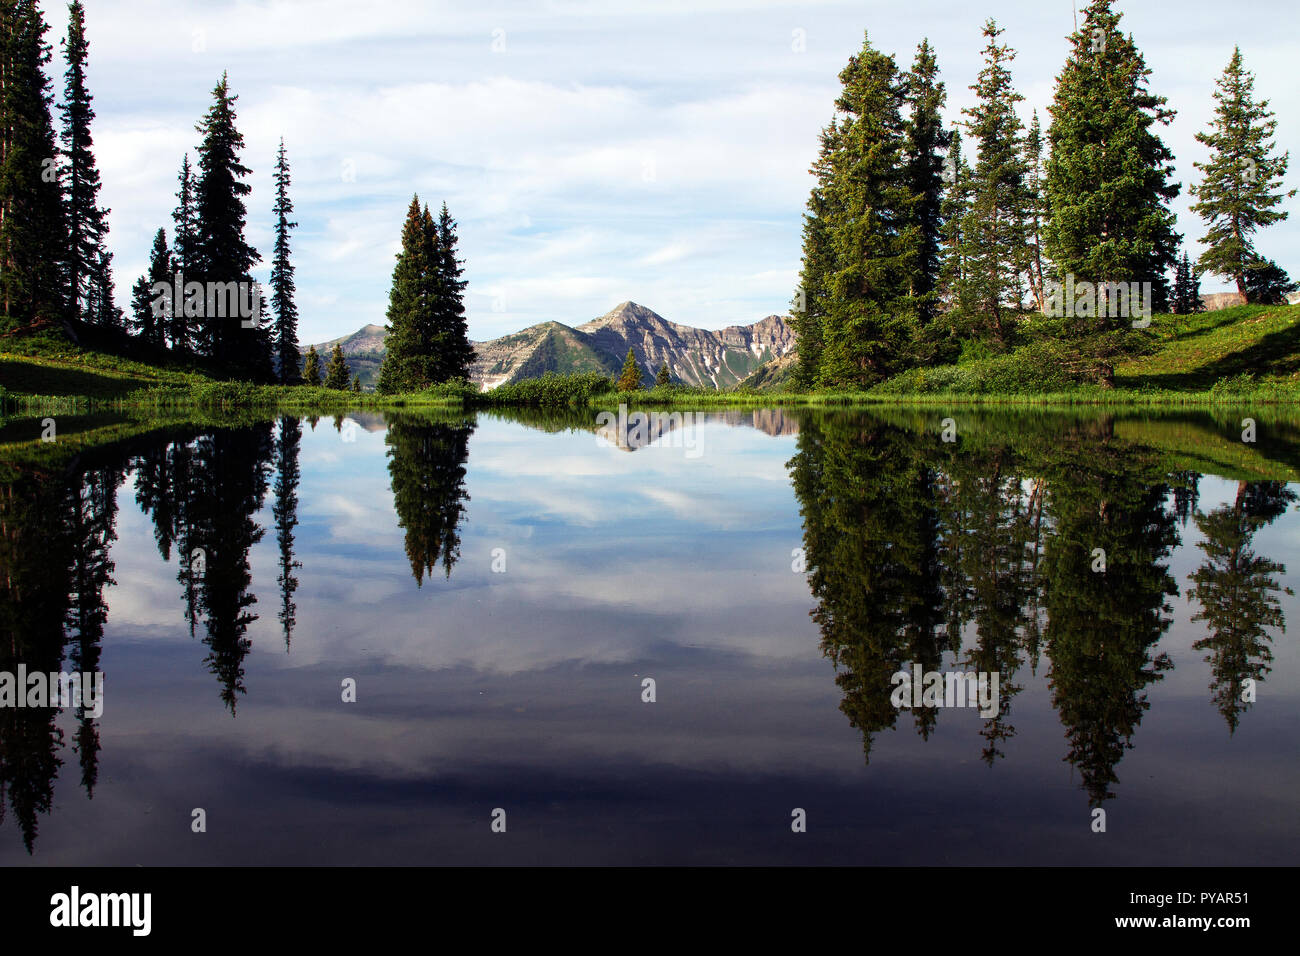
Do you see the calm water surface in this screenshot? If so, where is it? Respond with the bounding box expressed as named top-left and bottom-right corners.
top-left (1, 407), bottom-right (1297, 864)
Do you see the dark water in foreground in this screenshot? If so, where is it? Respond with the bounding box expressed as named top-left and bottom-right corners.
top-left (1, 406), bottom-right (1298, 865)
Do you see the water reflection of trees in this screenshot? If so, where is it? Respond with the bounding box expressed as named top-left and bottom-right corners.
top-left (0, 453), bottom-right (120, 851)
top-left (384, 414), bottom-right (476, 585)
top-left (1188, 482), bottom-right (1296, 732)
top-left (788, 411), bottom-right (1294, 806)
top-left (0, 410), bottom-right (483, 852)
top-left (0, 420), bottom-right (295, 850)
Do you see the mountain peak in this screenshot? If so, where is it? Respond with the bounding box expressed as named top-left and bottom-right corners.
top-left (582, 300), bottom-right (666, 330)
top-left (308, 305), bottom-right (795, 392)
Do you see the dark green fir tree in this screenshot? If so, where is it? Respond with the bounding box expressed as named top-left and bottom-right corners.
top-left (0, 0), bottom-right (68, 330)
top-left (1190, 47), bottom-right (1295, 301)
top-left (1044, 0), bottom-right (1180, 320)
top-left (58, 0), bottom-right (109, 324)
top-left (130, 228), bottom-right (171, 344)
top-left (616, 347), bottom-right (642, 390)
top-left (302, 344), bottom-right (322, 386)
top-left (270, 138), bottom-right (300, 382)
top-left (323, 341), bottom-right (350, 390)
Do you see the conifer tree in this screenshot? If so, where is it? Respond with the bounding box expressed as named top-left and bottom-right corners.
top-left (616, 347), bottom-right (642, 390)
top-left (192, 73), bottom-right (269, 379)
top-left (350, 373), bottom-right (361, 393)
top-left (816, 32), bottom-right (919, 386)
top-left (169, 153), bottom-right (196, 351)
top-left (323, 341), bottom-right (350, 389)
top-left (302, 344), bottom-right (321, 386)
top-left (0, 0), bottom-right (68, 330)
top-left (1243, 258), bottom-right (1296, 305)
top-left (270, 138), bottom-right (300, 382)
top-left (655, 362), bottom-right (670, 386)
top-left (85, 247), bottom-right (120, 328)
top-left (1172, 251), bottom-right (1191, 315)
top-left (1188, 256), bottom-right (1202, 312)
top-left (956, 19), bottom-right (1031, 349)
top-left (1044, 0), bottom-right (1180, 321)
top-left (934, 127), bottom-right (973, 340)
top-left (1023, 110), bottom-right (1047, 312)
top-left (790, 118), bottom-right (838, 388)
top-left (434, 202), bottom-right (475, 380)
top-left (1171, 250), bottom-right (1205, 315)
top-left (902, 38), bottom-right (949, 325)
top-left (377, 196), bottom-right (438, 393)
top-left (1190, 47), bottom-right (1295, 301)
top-left (58, 0), bottom-right (109, 324)
top-left (130, 227), bottom-right (170, 344)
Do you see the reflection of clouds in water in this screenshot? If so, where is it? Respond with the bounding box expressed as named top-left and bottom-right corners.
top-left (102, 415), bottom-right (813, 676)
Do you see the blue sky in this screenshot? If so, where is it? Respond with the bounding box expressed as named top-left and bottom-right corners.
top-left (52, 0), bottom-right (1300, 344)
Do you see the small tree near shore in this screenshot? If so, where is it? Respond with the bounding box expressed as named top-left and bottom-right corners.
top-left (324, 342), bottom-right (351, 390)
top-left (616, 348), bottom-right (643, 390)
top-left (302, 345), bottom-right (322, 386)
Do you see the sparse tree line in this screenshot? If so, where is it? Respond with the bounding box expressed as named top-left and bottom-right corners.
top-left (0, 1), bottom-right (473, 393)
top-left (0, 2), bottom-right (297, 381)
top-left (792, 0), bottom-right (1296, 389)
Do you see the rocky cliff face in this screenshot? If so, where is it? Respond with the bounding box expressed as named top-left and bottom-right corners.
top-left (307, 303), bottom-right (795, 391)
top-left (566, 301), bottom-right (795, 389)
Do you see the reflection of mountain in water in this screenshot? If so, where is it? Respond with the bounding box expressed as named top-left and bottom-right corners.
top-left (592, 406), bottom-right (799, 451)
top-left (1, 407), bottom-right (1296, 852)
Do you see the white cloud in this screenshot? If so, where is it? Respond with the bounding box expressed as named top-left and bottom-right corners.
top-left (42, 0), bottom-right (1300, 345)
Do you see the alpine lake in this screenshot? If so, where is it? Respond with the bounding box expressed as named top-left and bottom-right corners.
top-left (1, 403), bottom-right (1297, 864)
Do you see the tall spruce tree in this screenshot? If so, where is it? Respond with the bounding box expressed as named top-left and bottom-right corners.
top-left (130, 228), bottom-right (170, 344)
top-left (1189, 47), bottom-right (1295, 301)
top-left (58, 0), bottom-right (108, 324)
top-left (1023, 110), bottom-right (1047, 312)
top-left (0, 0), bottom-right (68, 330)
top-left (169, 153), bottom-right (196, 351)
top-left (956, 19), bottom-right (1031, 350)
top-left (1044, 0), bottom-right (1180, 322)
top-left (933, 126), bottom-right (973, 347)
top-left (434, 202), bottom-right (475, 380)
top-left (377, 196), bottom-right (438, 393)
top-left (902, 39), bottom-right (949, 326)
top-left (270, 138), bottom-right (300, 383)
top-left (816, 32), bottom-right (919, 387)
top-left (192, 73), bottom-right (270, 379)
top-left (790, 118), bottom-right (838, 388)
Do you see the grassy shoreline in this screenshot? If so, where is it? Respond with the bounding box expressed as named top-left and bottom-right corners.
top-left (5, 383), bottom-right (1298, 419)
top-left (4, 304), bottom-right (1299, 415)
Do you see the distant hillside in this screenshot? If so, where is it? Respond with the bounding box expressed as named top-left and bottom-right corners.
top-left (739, 348), bottom-right (798, 390)
top-left (308, 303), bottom-right (796, 391)
top-left (303, 323), bottom-right (386, 387)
